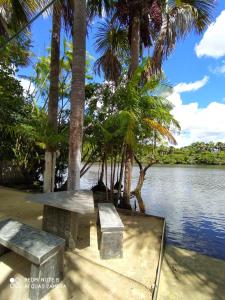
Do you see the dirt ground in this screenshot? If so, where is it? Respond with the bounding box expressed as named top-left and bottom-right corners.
top-left (0, 187), bottom-right (164, 300)
top-left (158, 245), bottom-right (225, 300)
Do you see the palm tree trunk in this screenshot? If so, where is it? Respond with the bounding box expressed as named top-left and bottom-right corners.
top-left (112, 154), bottom-right (117, 202)
top-left (67, 0), bottom-right (86, 191)
top-left (123, 15), bottom-right (140, 205)
top-left (123, 145), bottom-right (133, 207)
top-left (129, 16), bottom-right (140, 78)
top-left (99, 156), bottom-right (105, 182)
top-left (105, 154), bottom-right (108, 201)
top-left (117, 144), bottom-right (126, 203)
top-left (43, 3), bottom-right (61, 193)
top-left (110, 155), bottom-right (113, 201)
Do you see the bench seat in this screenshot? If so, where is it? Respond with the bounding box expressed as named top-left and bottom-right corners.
top-left (98, 203), bottom-right (124, 259)
top-left (0, 218), bottom-right (65, 300)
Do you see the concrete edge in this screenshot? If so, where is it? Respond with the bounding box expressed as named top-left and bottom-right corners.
top-left (152, 218), bottom-right (166, 300)
top-left (116, 207), bottom-right (164, 220)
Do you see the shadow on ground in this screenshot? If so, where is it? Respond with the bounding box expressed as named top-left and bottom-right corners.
top-left (158, 245), bottom-right (225, 300)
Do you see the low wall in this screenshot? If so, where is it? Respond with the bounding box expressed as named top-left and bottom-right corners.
top-left (0, 161), bottom-right (25, 185)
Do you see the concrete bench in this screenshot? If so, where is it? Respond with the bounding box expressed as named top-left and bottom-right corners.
top-left (98, 203), bottom-right (124, 259)
top-left (0, 218), bottom-right (65, 300)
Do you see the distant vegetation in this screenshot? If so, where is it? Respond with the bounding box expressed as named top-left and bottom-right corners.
top-left (155, 142), bottom-right (225, 165)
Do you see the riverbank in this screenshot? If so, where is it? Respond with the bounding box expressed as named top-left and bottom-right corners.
top-left (0, 186), bottom-right (164, 300)
top-left (158, 246), bottom-right (225, 300)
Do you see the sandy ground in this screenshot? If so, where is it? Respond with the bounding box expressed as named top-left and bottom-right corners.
top-left (0, 187), bottom-right (164, 300)
top-left (158, 245), bottom-right (225, 300)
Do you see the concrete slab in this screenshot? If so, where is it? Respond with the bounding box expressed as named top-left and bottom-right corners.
top-left (0, 218), bottom-right (65, 264)
top-left (27, 190), bottom-right (94, 214)
top-left (98, 203), bottom-right (124, 232)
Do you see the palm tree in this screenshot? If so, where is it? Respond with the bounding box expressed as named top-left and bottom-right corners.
top-left (113, 0), bottom-right (162, 205)
top-left (94, 18), bottom-right (128, 84)
top-left (0, 1), bottom-right (61, 192)
top-left (115, 0), bottom-right (162, 78)
top-left (0, 0), bottom-right (40, 36)
top-left (115, 0), bottom-right (214, 77)
top-left (99, 68), bottom-right (179, 207)
top-left (87, 0), bottom-right (113, 21)
top-left (67, 0), bottom-right (87, 190)
top-left (151, 0), bottom-right (215, 75)
top-left (115, 0), bottom-right (214, 205)
top-left (132, 90), bottom-right (180, 211)
top-left (43, 1), bottom-right (62, 192)
top-left (67, 0), bottom-right (114, 190)
top-left (0, 0), bottom-right (45, 65)
top-left (0, 1), bottom-right (75, 192)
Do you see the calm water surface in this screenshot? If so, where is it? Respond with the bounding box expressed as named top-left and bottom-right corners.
top-left (81, 165), bottom-right (225, 260)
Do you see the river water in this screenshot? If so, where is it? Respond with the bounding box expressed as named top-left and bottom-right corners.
top-left (80, 165), bottom-right (225, 260)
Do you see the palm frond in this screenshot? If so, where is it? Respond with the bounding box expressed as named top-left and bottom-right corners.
top-left (87, 0), bottom-right (114, 21)
top-left (94, 50), bottom-right (122, 82)
top-left (151, 0), bottom-right (214, 74)
top-left (143, 118), bottom-right (177, 145)
top-left (94, 18), bottom-right (128, 82)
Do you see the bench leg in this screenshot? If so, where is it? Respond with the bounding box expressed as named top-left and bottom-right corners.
top-left (0, 245), bottom-right (10, 256)
top-left (29, 248), bottom-right (64, 300)
top-left (43, 205), bottom-right (79, 250)
top-left (100, 231), bottom-right (123, 259)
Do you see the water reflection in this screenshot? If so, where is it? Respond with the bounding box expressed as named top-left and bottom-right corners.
top-left (81, 165), bottom-right (225, 260)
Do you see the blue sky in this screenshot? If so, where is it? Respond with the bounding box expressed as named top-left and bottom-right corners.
top-left (18, 0), bottom-right (225, 147)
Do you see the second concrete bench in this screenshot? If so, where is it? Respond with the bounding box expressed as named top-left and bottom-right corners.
top-left (0, 218), bottom-right (65, 300)
top-left (98, 203), bottom-right (124, 259)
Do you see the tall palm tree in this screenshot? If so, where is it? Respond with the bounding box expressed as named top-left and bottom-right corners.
top-left (67, 0), bottom-right (114, 190)
top-left (43, 1), bottom-right (62, 192)
top-left (0, 1), bottom-right (58, 192)
top-left (115, 0), bottom-right (162, 78)
top-left (116, 0), bottom-right (214, 77)
top-left (0, 1), bottom-right (73, 192)
top-left (67, 0), bottom-right (87, 190)
top-left (115, 0), bottom-right (214, 205)
top-left (114, 0), bottom-right (162, 204)
top-left (38, 0), bottom-right (74, 193)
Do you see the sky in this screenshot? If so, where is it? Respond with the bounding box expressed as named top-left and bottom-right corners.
top-left (17, 0), bottom-right (225, 147)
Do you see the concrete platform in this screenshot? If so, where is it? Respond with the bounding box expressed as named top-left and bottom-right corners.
top-left (0, 187), bottom-right (164, 300)
top-left (158, 246), bottom-right (225, 300)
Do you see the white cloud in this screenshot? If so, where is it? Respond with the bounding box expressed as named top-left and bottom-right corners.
top-left (174, 76), bottom-right (209, 93)
top-left (211, 60), bottom-right (225, 74)
top-left (168, 78), bottom-right (225, 147)
top-left (195, 10), bottom-right (225, 58)
top-left (16, 77), bottom-right (35, 96)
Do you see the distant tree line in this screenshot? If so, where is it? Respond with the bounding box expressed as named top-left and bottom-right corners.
top-left (154, 142), bottom-right (225, 165)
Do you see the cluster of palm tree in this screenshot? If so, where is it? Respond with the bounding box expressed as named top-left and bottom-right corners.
top-left (93, 0), bottom-right (214, 204)
top-left (0, 0), bottom-right (214, 206)
top-left (84, 66), bottom-right (180, 209)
